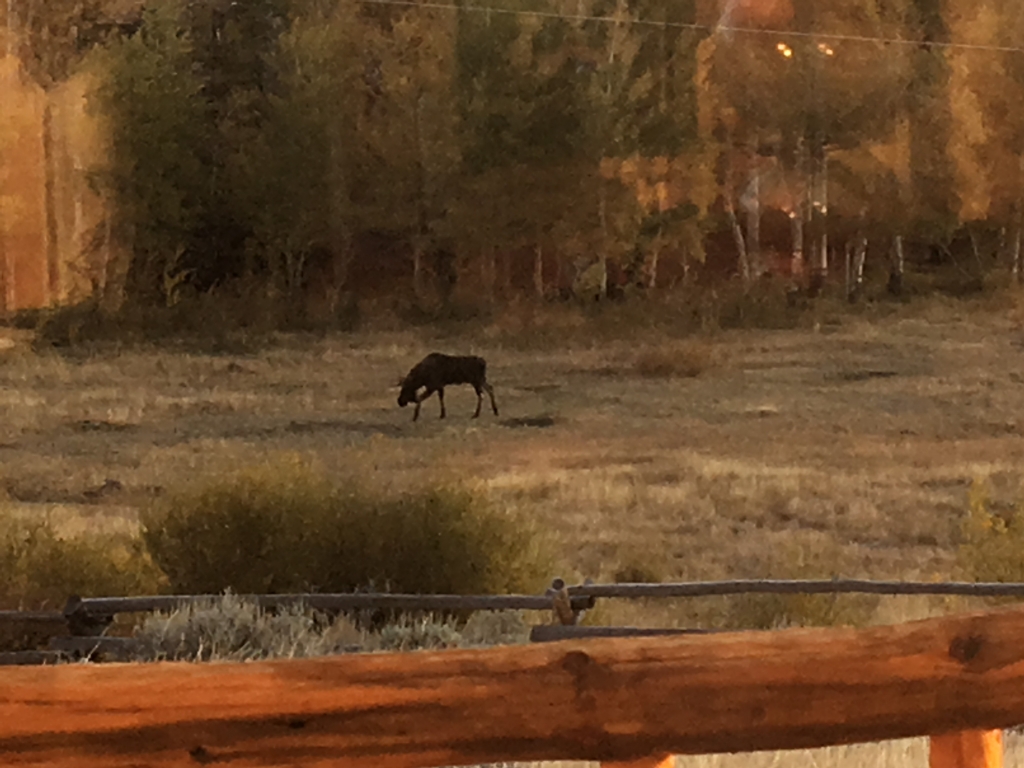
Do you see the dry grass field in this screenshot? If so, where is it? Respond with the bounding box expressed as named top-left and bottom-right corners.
top-left (5, 305), bottom-right (1024, 595)
top-left (4, 300), bottom-right (1024, 766)
top-left (4, 306), bottom-right (1024, 590)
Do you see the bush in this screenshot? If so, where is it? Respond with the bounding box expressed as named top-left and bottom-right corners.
top-left (133, 592), bottom-right (353, 661)
top-left (957, 478), bottom-right (1024, 588)
top-left (130, 594), bottom-right (527, 661)
top-left (633, 341), bottom-right (716, 379)
top-left (140, 459), bottom-right (549, 598)
top-left (0, 515), bottom-right (165, 611)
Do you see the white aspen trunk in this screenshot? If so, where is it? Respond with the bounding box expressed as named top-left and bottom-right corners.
top-left (854, 235), bottom-right (867, 290)
top-left (818, 155), bottom-right (829, 277)
top-left (746, 170), bottom-right (761, 277)
top-left (888, 234), bottom-right (904, 296)
top-left (726, 199), bottom-right (749, 283)
top-left (790, 208), bottom-right (804, 278)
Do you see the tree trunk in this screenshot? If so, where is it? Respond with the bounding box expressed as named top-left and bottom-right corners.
top-left (745, 170), bottom-right (761, 278)
top-left (0, 212), bottom-right (10, 316)
top-left (790, 208), bottom-right (804, 280)
top-left (412, 243), bottom-right (425, 300)
top-left (817, 154), bottom-right (829, 277)
top-left (726, 199), bottom-right (749, 283)
top-left (99, 218), bottom-right (129, 314)
top-left (888, 235), bottom-right (905, 296)
top-left (70, 142), bottom-right (86, 299)
top-left (648, 244), bottom-right (659, 290)
top-left (412, 94), bottom-right (429, 302)
top-left (854, 236), bottom-right (867, 296)
top-left (42, 97), bottom-right (61, 306)
top-left (533, 243), bottom-right (544, 299)
top-left (483, 247), bottom-right (496, 303)
top-left (1010, 221), bottom-right (1022, 286)
top-left (846, 235), bottom-right (867, 303)
top-left (844, 240), bottom-right (851, 298)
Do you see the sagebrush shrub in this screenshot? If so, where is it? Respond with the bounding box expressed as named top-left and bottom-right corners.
top-left (0, 515), bottom-right (164, 612)
top-left (141, 458), bottom-right (549, 598)
top-left (957, 478), bottom-right (1024, 589)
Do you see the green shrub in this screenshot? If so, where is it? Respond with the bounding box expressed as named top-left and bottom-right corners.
top-left (0, 515), bottom-right (165, 611)
top-left (141, 459), bottom-right (549, 598)
top-left (957, 478), bottom-right (1024, 588)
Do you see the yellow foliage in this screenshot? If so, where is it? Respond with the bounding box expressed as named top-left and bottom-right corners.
top-left (957, 478), bottom-right (1024, 589)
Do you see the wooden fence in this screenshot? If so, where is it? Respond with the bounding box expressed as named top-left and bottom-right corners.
top-left (1, 603), bottom-right (1021, 767)
top-left (6, 578), bottom-right (1024, 664)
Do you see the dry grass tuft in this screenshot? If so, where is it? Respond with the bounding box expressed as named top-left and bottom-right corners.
top-left (633, 341), bottom-right (717, 379)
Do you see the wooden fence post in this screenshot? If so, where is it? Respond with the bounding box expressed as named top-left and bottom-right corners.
top-left (603, 755), bottom-right (675, 768)
top-left (930, 731), bottom-right (1003, 768)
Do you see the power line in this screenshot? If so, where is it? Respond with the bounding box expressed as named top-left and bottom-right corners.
top-left (355, 0), bottom-right (1024, 55)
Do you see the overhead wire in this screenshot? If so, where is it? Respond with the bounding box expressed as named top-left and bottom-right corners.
top-left (354, 0), bottom-right (1024, 55)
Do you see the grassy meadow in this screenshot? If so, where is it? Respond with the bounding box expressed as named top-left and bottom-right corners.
top-left (4, 296), bottom-right (1024, 765)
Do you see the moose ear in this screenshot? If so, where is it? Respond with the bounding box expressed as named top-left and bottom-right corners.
top-left (394, 376), bottom-right (405, 387)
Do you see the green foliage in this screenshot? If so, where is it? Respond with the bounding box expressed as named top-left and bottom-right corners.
top-left (91, 0), bottom-right (360, 305)
top-left (90, 1), bottom-right (210, 303)
top-left (0, 514), bottom-right (165, 611)
top-left (141, 459), bottom-right (549, 597)
top-left (957, 478), bottom-right (1024, 587)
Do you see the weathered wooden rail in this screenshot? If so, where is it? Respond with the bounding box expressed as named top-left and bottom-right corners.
top-left (1, 604), bottom-right (1021, 767)
top-left (3, 578), bottom-right (1024, 664)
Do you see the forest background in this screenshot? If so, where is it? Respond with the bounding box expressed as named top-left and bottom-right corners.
top-left (2, 0), bottom-right (1023, 333)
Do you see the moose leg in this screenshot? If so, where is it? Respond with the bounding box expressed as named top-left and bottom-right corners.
top-left (413, 389), bottom-right (433, 422)
top-left (437, 387), bottom-right (446, 419)
top-left (483, 382), bottom-right (499, 416)
top-left (473, 385), bottom-right (483, 418)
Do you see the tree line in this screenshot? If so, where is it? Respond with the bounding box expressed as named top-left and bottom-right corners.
top-left (5, 0), bottom-right (1024, 320)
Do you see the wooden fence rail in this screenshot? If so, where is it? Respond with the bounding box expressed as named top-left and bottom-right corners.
top-left (2, 605), bottom-right (1024, 767)
top-left (569, 579), bottom-right (1024, 599)
top-left (54, 579), bottom-right (1024, 632)
top-left (1, 578), bottom-right (1023, 664)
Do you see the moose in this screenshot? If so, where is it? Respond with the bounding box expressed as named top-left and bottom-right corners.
top-left (397, 353), bottom-right (499, 422)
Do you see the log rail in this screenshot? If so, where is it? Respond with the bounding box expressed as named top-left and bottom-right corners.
top-left (1, 605), bottom-right (1022, 768)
